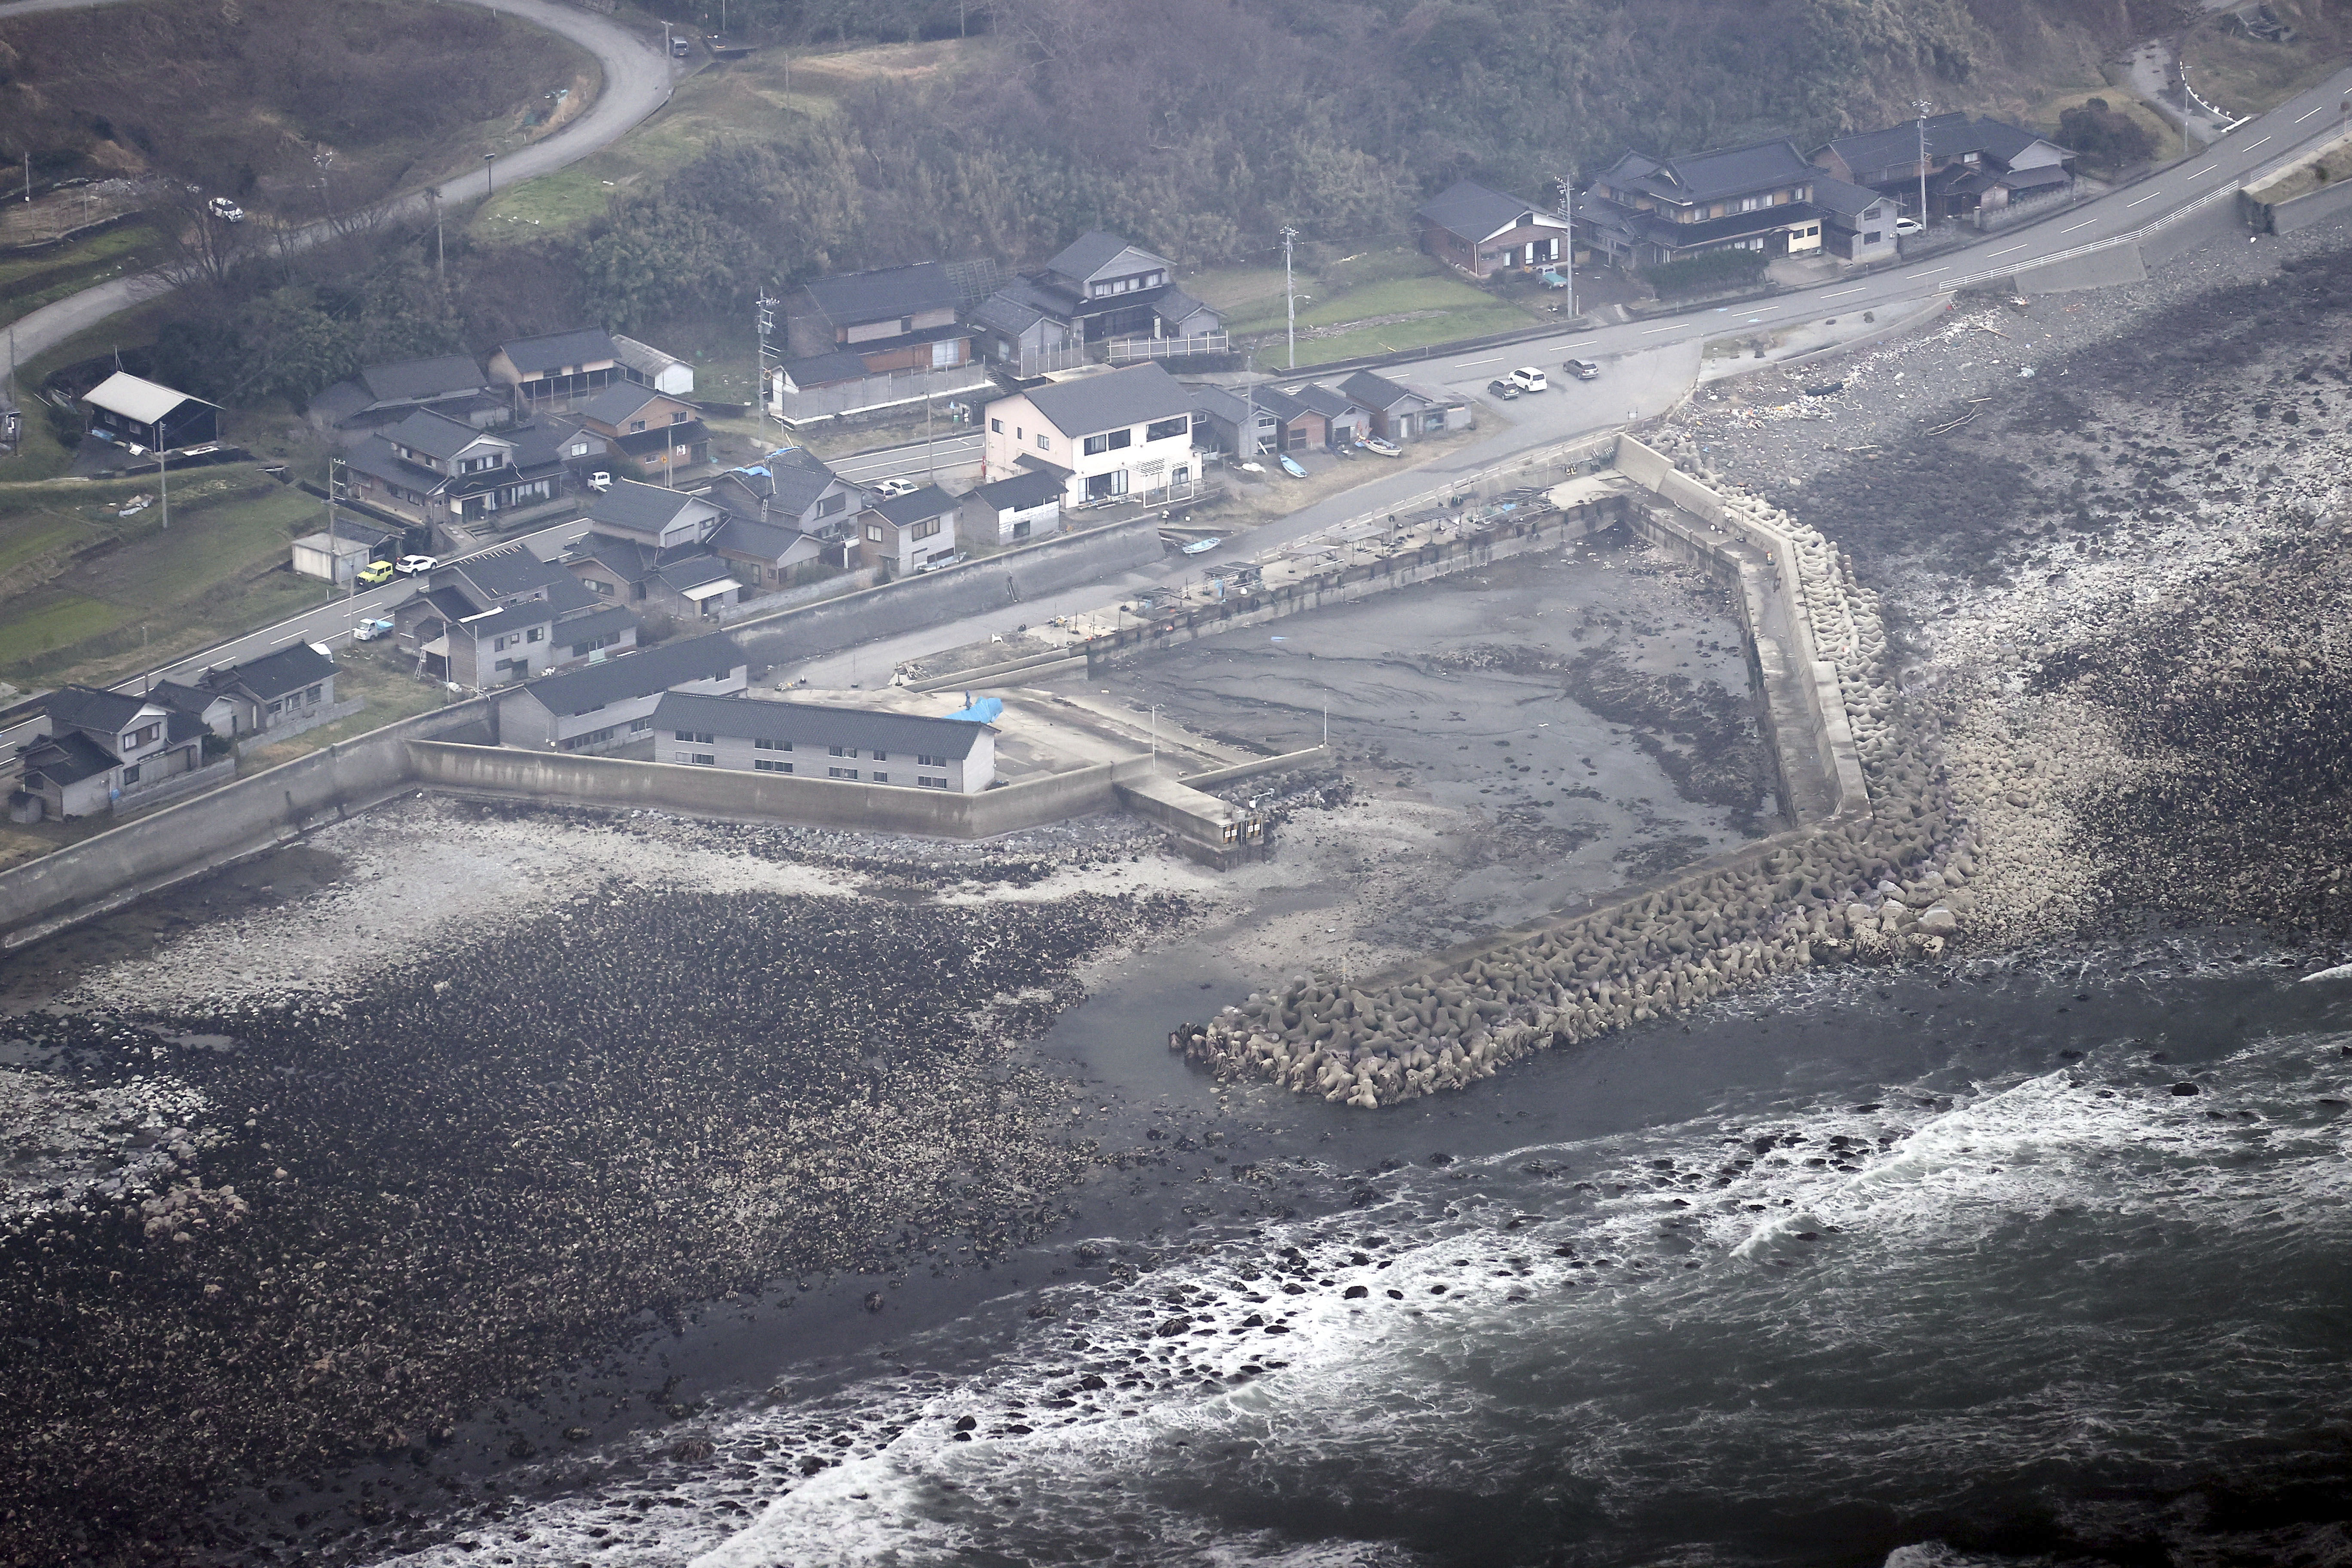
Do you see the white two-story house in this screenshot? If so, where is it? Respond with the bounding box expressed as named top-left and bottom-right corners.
top-left (979, 362), bottom-right (1198, 507)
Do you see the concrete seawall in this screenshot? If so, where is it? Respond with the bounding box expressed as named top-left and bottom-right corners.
top-left (0, 699), bottom-right (496, 954)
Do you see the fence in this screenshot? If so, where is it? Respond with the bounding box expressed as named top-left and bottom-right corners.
top-left (1106, 332), bottom-right (1231, 362)
top-left (771, 364), bottom-right (995, 427)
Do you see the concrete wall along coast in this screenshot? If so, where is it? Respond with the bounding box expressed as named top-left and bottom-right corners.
top-left (1171, 438), bottom-right (1983, 1109)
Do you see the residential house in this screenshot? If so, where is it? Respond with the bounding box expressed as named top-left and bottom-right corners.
top-left (310, 355), bottom-right (502, 432)
top-left (1286, 383), bottom-right (1371, 447)
top-left (707, 512), bottom-right (824, 595)
top-left (487, 328), bottom-right (624, 410)
top-left (20, 685), bottom-right (207, 818)
top-left (1582, 139), bottom-right (1826, 269)
top-left (80, 372), bottom-right (219, 453)
top-left (960, 470), bottom-right (1063, 544)
top-left (612, 333), bottom-right (695, 396)
top-left (573, 382), bottom-right (710, 481)
top-left (1187, 383), bottom-right (1277, 458)
top-left (1414, 179), bottom-right (1571, 278)
top-left (858, 485), bottom-right (960, 575)
top-left (340, 408), bottom-right (565, 529)
top-left (1811, 176), bottom-right (1901, 263)
top-left (1251, 386), bottom-right (1333, 453)
top-left (968, 233), bottom-right (1222, 369)
top-left (649, 691), bottom-right (996, 792)
top-left (496, 632), bottom-right (750, 754)
top-left (393, 545), bottom-right (618, 686)
top-left (564, 533), bottom-right (747, 623)
top-left (1813, 113), bottom-right (2074, 220)
top-left (782, 261), bottom-right (973, 391)
top-left (980, 362), bottom-right (1199, 505)
top-left (149, 642), bottom-right (343, 740)
top-left (1335, 371), bottom-right (1471, 441)
top-left (703, 446), bottom-right (860, 539)
top-left (581, 479), bottom-right (725, 551)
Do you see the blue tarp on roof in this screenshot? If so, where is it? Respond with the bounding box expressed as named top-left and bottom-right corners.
top-left (946, 696), bottom-right (1003, 723)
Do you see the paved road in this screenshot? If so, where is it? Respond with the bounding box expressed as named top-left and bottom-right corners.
top-left (792, 67), bottom-right (2352, 686)
top-left (823, 433), bottom-right (984, 488)
top-left (0, 0), bottom-right (678, 366)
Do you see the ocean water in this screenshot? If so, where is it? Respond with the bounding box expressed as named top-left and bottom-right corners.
top-left (362, 951), bottom-right (2352, 1568)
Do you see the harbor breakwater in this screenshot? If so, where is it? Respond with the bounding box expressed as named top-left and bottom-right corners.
top-left (1170, 436), bottom-right (1979, 1107)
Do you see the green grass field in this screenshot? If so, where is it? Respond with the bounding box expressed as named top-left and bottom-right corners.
top-left (474, 37), bottom-right (981, 242)
top-left (0, 222), bottom-right (167, 333)
top-left (1197, 247), bottom-right (1540, 369)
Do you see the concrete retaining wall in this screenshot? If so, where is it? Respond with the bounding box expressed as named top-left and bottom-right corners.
top-left (408, 741), bottom-right (1153, 839)
top-left (0, 698), bottom-right (493, 953)
top-left (2245, 176), bottom-right (2352, 236)
top-left (729, 514), bottom-right (1169, 673)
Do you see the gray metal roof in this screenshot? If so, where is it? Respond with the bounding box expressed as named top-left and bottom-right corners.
top-left (867, 484), bottom-right (957, 527)
top-left (576, 381), bottom-right (676, 427)
top-left (1415, 178), bottom-right (1559, 242)
top-left (447, 545), bottom-right (573, 604)
top-left (1810, 174), bottom-right (1893, 217)
top-left (360, 355), bottom-right (489, 405)
top-left (1023, 363), bottom-right (1194, 438)
top-left (971, 275), bottom-right (1069, 336)
top-left (1337, 371), bottom-right (1424, 411)
top-left (519, 632), bottom-right (747, 716)
top-left (588, 478), bottom-right (717, 536)
top-left (1042, 231), bottom-right (1160, 285)
top-left (386, 407), bottom-right (509, 462)
top-left (45, 684), bottom-right (164, 735)
top-left (24, 729), bottom-right (119, 786)
top-left (802, 261), bottom-right (958, 326)
top-left (969, 471), bottom-right (1063, 511)
top-left (1817, 113), bottom-right (2068, 179)
top-left (497, 328), bottom-right (620, 375)
top-left (1600, 138), bottom-right (1816, 205)
top-left (1286, 383), bottom-right (1363, 419)
top-left (781, 349), bottom-right (875, 389)
top-left (651, 691), bottom-right (989, 759)
top-left (205, 641), bottom-right (338, 700)
top-left (556, 604), bottom-right (639, 645)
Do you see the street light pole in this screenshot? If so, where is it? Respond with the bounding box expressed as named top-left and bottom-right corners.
top-left (1554, 167), bottom-right (1576, 319)
top-left (1912, 99), bottom-right (1934, 231)
top-left (483, 151), bottom-right (497, 199)
top-left (1281, 226), bottom-right (1299, 371)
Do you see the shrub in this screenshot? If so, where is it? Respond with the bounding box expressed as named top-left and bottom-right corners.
top-left (1642, 248), bottom-right (1768, 299)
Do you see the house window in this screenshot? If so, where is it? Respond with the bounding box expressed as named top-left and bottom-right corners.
top-left (1037, 434), bottom-right (1050, 450)
top-left (756, 759), bottom-right (792, 773)
top-left (525, 628), bottom-right (543, 644)
top-left (572, 632), bottom-right (621, 656)
top-left (818, 493), bottom-right (845, 517)
top-left (828, 744), bottom-right (854, 757)
top-left (121, 764), bottom-right (141, 786)
top-left (866, 524), bottom-right (884, 542)
top-left (756, 737), bottom-right (791, 751)
top-left (672, 410), bottom-right (689, 423)
top-left (267, 699), bottom-right (285, 715)
top-left (1864, 230), bottom-right (1881, 244)
top-left (912, 518), bottom-right (940, 540)
top-left (304, 684), bottom-right (323, 702)
top-left (1145, 416), bottom-right (1188, 442)
top-left (628, 717), bottom-right (653, 732)
top-left (570, 442), bottom-right (592, 457)
top-left (674, 729), bottom-right (715, 744)
top-left (1083, 429), bottom-right (1133, 456)
top-left (899, 315), bottom-right (914, 333)
top-left (990, 417), bottom-right (1003, 433)
top-left (494, 635), bottom-right (510, 652)
top-left (919, 775), bottom-right (948, 789)
top-left (870, 772), bottom-right (889, 784)
top-left (585, 578), bottom-right (612, 596)
top-left (828, 766), bottom-right (858, 779)
top-left (126, 723), bottom-right (159, 749)
top-left (916, 753), bottom-right (945, 767)
top-left (691, 753), bottom-right (715, 766)
top-left (871, 750), bottom-right (888, 762)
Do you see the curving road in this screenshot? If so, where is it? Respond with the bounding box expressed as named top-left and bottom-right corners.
top-left (0, 0), bottom-right (678, 366)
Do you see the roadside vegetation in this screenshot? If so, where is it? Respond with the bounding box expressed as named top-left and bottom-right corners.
top-left (2178, 0), bottom-right (2350, 119)
top-left (1205, 247), bottom-right (1540, 367)
top-left (0, 221), bottom-right (168, 334)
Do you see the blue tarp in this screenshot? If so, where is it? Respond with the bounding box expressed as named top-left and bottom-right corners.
top-left (947, 696), bottom-right (1003, 724)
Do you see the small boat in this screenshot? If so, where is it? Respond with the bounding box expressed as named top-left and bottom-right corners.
top-left (1278, 453), bottom-right (1308, 478)
top-left (1179, 536), bottom-right (1221, 556)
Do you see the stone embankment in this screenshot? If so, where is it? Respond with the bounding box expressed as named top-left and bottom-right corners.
top-left (1171, 444), bottom-right (1981, 1107)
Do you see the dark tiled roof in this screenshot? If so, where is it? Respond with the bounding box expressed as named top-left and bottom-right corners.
top-left (1999, 162), bottom-right (2071, 191)
top-left (652, 691), bottom-right (990, 759)
top-left (1189, 383), bottom-right (1273, 429)
top-left (614, 423), bottom-right (707, 459)
top-left (652, 554), bottom-right (740, 592)
top-left (147, 678), bottom-right (218, 714)
top-left (1810, 174), bottom-right (1894, 217)
top-left (763, 446), bottom-right (841, 518)
top-left (1286, 384), bottom-right (1363, 419)
top-left (1337, 371), bottom-right (1424, 411)
top-left (1415, 178), bottom-right (1557, 240)
top-left (342, 436), bottom-right (441, 493)
top-left (1601, 138), bottom-right (1816, 204)
top-left (24, 729), bottom-right (118, 787)
top-left (448, 545), bottom-right (573, 603)
top-left (361, 355), bottom-right (489, 405)
top-left (710, 514), bottom-right (805, 562)
top-left (1023, 363), bottom-right (1193, 437)
top-left (588, 478), bottom-right (715, 537)
top-left (576, 382), bottom-right (676, 428)
top-left (1151, 286), bottom-right (1215, 325)
top-left (556, 604), bottom-right (639, 646)
top-left (45, 684), bottom-right (157, 735)
top-left (498, 328), bottom-right (620, 375)
top-left (211, 641), bottom-right (337, 700)
top-left (1817, 113), bottom-right (2067, 179)
top-left (867, 484), bottom-right (957, 527)
top-left (565, 534), bottom-right (658, 582)
top-left (968, 471), bottom-right (1063, 511)
top-left (1252, 386), bottom-right (1314, 423)
top-left (781, 350), bottom-right (874, 389)
top-left (970, 276), bottom-right (1070, 335)
top-left (801, 261), bottom-right (958, 326)
top-left (504, 420), bottom-right (594, 471)
top-left (519, 633), bottom-right (746, 717)
top-left (386, 408), bottom-right (508, 462)
top-left (1042, 231), bottom-right (1153, 284)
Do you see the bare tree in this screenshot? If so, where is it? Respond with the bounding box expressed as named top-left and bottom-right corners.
top-left (151, 186), bottom-right (257, 295)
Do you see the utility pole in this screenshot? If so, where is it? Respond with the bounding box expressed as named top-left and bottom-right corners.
top-left (755, 288), bottom-right (777, 448)
top-left (431, 187), bottom-right (445, 286)
top-left (1912, 99), bottom-right (1934, 233)
top-left (1243, 349), bottom-right (1258, 459)
top-left (21, 153), bottom-right (28, 204)
top-left (1553, 167), bottom-right (1576, 319)
top-left (924, 370), bottom-right (937, 484)
top-left (1281, 226), bottom-right (1299, 371)
top-left (326, 454), bottom-right (346, 599)
top-left (157, 443), bottom-right (168, 533)
top-left (483, 151), bottom-right (497, 199)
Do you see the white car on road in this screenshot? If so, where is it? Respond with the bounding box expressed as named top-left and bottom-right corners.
top-left (1509, 366), bottom-right (1548, 393)
top-left (396, 555), bottom-right (440, 576)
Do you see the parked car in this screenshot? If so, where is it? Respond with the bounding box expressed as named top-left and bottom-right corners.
top-left (1509, 366), bottom-right (1549, 393)
top-left (396, 554), bottom-right (439, 576)
top-left (869, 478), bottom-right (919, 499)
top-left (1360, 436), bottom-right (1403, 458)
top-left (356, 559), bottom-right (396, 587)
top-left (1563, 358), bottom-right (1601, 381)
top-left (1485, 379), bottom-right (1521, 401)
top-left (352, 616), bottom-right (395, 641)
top-left (916, 551), bottom-right (966, 573)
top-left (586, 471), bottom-right (613, 493)
top-left (206, 196), bottom-right (245, 224)
top-left (1894, 217), bottom-right (1925, 237)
